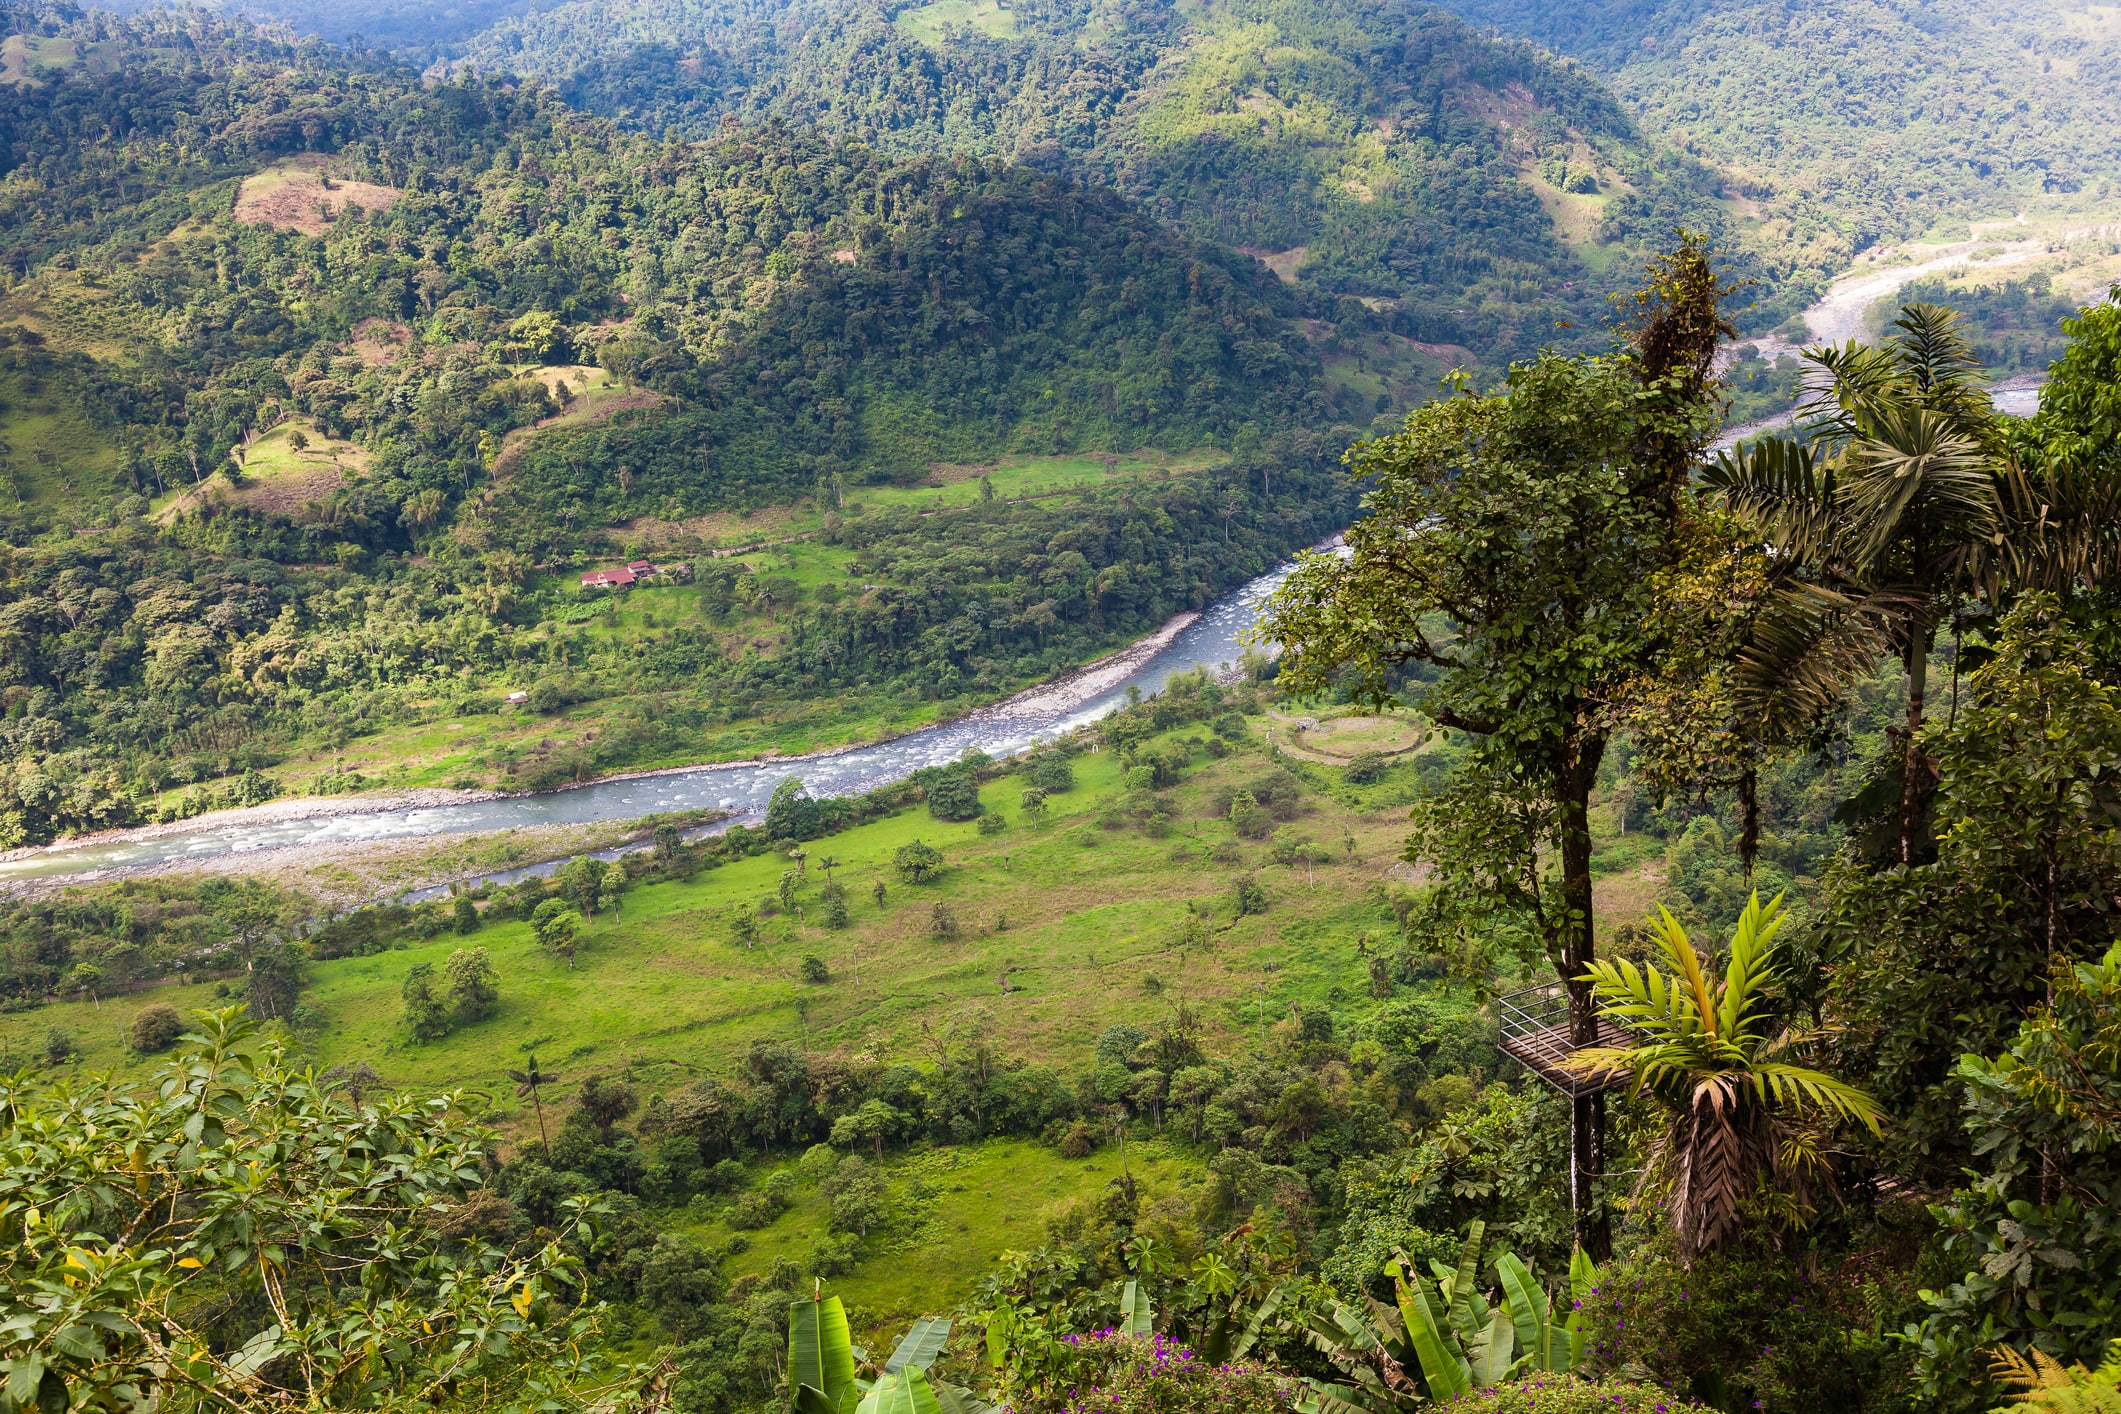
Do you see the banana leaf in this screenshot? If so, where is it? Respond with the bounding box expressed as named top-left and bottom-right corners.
top-left (857, 1369), bottom-right (944, 1414)
top-left (796, 1387), bottom-right (839, 1414)
top-left (1470, 1306), bottom-right (1516, 1389)
top-left (1232, 1283), bottom-right (1288, 1361)
top-left (932, 1381), bottom-right (992, 1414)
top-left (885, 1318), bottom-right (951, 1374)
top-left (1393, 1273), bottom-right (1470, 1400)
top-left (1565, 1248), bottom-right (1599, 1370)
top-left (1446, 1221), bottom-right (1486, 1344)
top-left (1494, 1254), bottom-right (1552, 1369)
top-left (1120, 1280), bottom-right (1154, 1338)
top-left (791, 1296), bottom-right (859, 1414)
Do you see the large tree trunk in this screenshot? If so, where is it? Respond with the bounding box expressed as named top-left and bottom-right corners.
top-left (1559, 754), bottom-right (1612, 1259)
top-left (1898, 622), bottom-right (1934, 865)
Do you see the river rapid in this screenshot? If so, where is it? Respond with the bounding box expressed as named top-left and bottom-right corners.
top-left (0, 563), bottom-right (1299, 886)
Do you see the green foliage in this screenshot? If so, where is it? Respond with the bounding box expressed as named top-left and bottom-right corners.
top-left (127, 1002), bottom-right (184, 1054)
top-left (1437, 0), bottom-right (2121, 255)
top-left (1908, 943), bottom-right (2121, 1398)
top-left (0, 1007), bottom-right (619, 1411)
top-left (895, 839), bottom-right (945, 884)
top-left (1575, 893), bottom-right (1883, 1256)
top-left (401, 961), bottom-right (450, 1042)
top-left (923, 764), bottom-right (983, 823)
top-left (1824, 596), bottom-right (2121, 1183)
top-left (1583, 1240), bottom-right (1921, 1414)
top-left (444, 945), bottom-right (501, 1024)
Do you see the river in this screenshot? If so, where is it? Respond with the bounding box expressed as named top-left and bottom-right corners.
top-left (0, 562), bottom-right (1299, 886)
top-left (3, 239), bottom-right (2066, 888)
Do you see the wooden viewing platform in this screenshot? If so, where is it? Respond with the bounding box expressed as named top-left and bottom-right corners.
top-left (1494, 982), bottom-right (1634, 1097)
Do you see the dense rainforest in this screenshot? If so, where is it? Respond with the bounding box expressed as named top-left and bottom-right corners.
top-left (450, 0), bottom-right (1804, 341)
top-left (1430, 0), bottom-right (2121, 252)
top-left (0, 5), bottom-right (1362, 846)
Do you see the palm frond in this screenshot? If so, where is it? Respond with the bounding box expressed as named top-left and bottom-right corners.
top-left (1890, 303), bottom-right (1990, 425)
top-left (1716, 892), bottom-right (1786, 1043)
top-left (1728, 583), bottom-right (1910, 744)
top-left (1704, 437), bottom-right (1839, 563)
top-left (1752, 1063), bottom-right (1886, 1133)
top-left (1837, 404), bottom-right (1999, 574)
top-left (1992, 458), bottom-right (2121, 595)
top-left (1658, 905), bottom-right (1722, 1044)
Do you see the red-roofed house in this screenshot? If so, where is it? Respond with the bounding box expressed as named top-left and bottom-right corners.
top-left (581, 567), bottom-right (637, 588)
top-left (626, 559), bottom-right (658, 576)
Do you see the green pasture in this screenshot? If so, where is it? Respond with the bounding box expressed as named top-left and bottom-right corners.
top-left (14, 735), bottom-right (1418, 1094)
top-left (893, 0), bottom-right (1020, 48)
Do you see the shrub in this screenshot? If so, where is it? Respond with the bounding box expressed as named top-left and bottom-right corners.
top-left (1020, 786), bottom-right (1048, 817)
top-left (1447, 1378), bottom-right (1710, 1414)
top-left (1229, 790), bottom-right (1272, 839)
top-left (977, 811), bottom-right (1008, 836)
top-left (894, 839), bottom-right (945, 883)
top-left (799, 954), bottom-right (830, 983)
top-left (924, 762), bottom-right (982, 821)
top-left (1212, 712), bottom-right (1248, 740)
top-left (727, 1192), bottom-right (780, 1230)
top-left (1343, 751), bottom-right (1387, 784)
top-left (928, 902), bottom-right (960, 940)
top-left (453, 893), bottom-right (480, 933)
top-left (1006, 1333), bottom-right (1291, 1414)
top-left (1032, 755), bottom-right (1075, 793)
top-left (821, 890), bottom-right (850, 929)
top-left (1058, 1120), bottom-right (1097, 1157)
top-left (1232, 874), bottom-right (1268, 916)
top-left (129, 1003), bottom-right (185, 1054)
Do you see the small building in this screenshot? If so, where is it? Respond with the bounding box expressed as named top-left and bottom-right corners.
top-left (626, 559), bottom-right (657, 576)
top-left (505, 691), bottom-right (529, 704)
top-left (581, 567), bottom-right (637, 588)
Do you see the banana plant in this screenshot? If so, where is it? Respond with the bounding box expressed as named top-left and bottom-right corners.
top-left (1119, 1280), bottom-right (1155, 1338)
top-left (1299, 1225), bottom-right (1603, 1413)
top-left (790, 1295), bottom-right (991, 1414)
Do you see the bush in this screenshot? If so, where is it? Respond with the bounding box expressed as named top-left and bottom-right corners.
top-left (727, 1192), bottom-right (780, 1230)
top-left (1032, 755), bottom-right (1075, 793)
top-left (977, 811), bottom-right (1008, 836)
top-left (1447, 1378), bottom-right (1710, 1414)
top-left (1343, 751), bottom-right (1387, 784)
top-left (1229, 790), bottom-right (1272, 839)
top-left (923, 762), bottom-right (982, 821)
top-left (928, 903), bottom-right (959, 940)
top-left (799, 954), bottom-right (830, 983)
top-left (894, 839), bottom-right (945, 883)
top-left (1006, 1333), bottom-right (1291, 1414)
top-left (1020, 786), bottom-right (1048, 817)
top-left (1058, 1120), bottom-right (1098, 1157)
top-left (129, 1003), bottom-right (185, 1054)
top-left (1231, 874), bottom-right (1268, 916)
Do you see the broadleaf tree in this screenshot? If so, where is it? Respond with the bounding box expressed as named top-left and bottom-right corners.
top-left (1262, 236), bottom-right (1735, 1255)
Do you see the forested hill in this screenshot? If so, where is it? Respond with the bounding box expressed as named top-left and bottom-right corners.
top-left (1431, 0), bottom-right (2121, 253)
top-left (0, 6), bottom-right (1361, 846)
top-left (453, 0), bottom-right (1803, 347)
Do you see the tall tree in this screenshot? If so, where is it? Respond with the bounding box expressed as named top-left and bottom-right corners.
top-left (1263, 238), bottom-right (1733, 1255)
top-left (1705, 304), bottom-right (2003, 863)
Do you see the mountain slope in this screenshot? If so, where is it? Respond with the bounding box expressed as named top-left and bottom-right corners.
top-left (453, 0), bottom-right (1791, 351)
top-left (0, 7), bottom-right (1358, 846)
top-left (1430, 0), bottom-right (2121, 256)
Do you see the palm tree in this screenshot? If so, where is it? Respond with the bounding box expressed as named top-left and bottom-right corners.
top-left (508, 1054), bottom-right (561, 1148)
top-left (1706, 304), bottom-right (2001, 863)
top-left (1568, 893), bottom-right (1884, 1258)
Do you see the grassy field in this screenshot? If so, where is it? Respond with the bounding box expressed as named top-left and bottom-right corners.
top-left (686, 1135), bottom-right (1195, 1329)
top-left (894, 0), bottom-right (1019, 47)
top-left (0, 362), bottom-right (127, 512)
top-left (7, 711), bottom-right (1679, 1331)
top-left (16, 717), bottom-right (1670, 1086)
